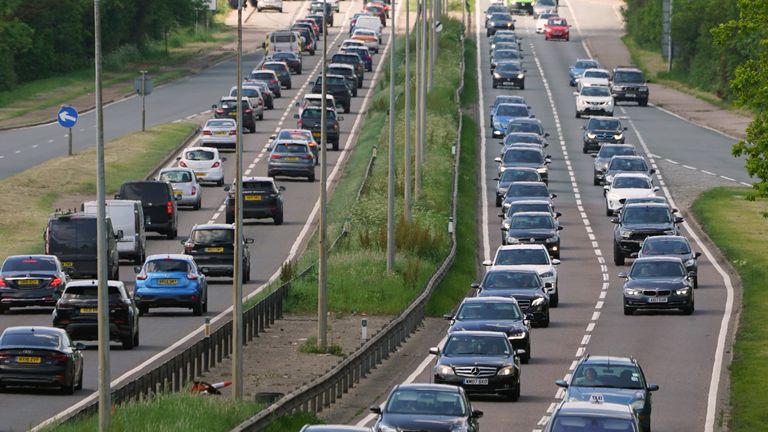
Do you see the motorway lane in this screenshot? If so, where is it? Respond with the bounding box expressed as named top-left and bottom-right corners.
top-left (0, 1), bottom-right (390, 429)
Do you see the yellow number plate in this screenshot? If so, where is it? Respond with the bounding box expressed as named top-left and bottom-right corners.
top-left (286, 157), bottom-right (300, 161)
top-left (205, 247), bottom-right (224, 253)
top-left (214, 131), bottom-right (228, 136)
top-left (61, 262), bottom-right (73, 267)
top-left (80, 307), bottom-right (98, 314)
top-left (157, 279), bottom-right (178, 285)
top-left (195, 172), bottom-right (206, 177)
top-left (312, 132), bottom-right (321, 138)
top-left (16, 279), bottom-right (40, 286)
top-left (245, 195), bottom-right (262, 201)
top-left (17, 356), bottom-right (42, 364)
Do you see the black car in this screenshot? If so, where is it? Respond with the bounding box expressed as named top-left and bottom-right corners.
top-left (0, 326), bottom-right (84, 394)
top-left (212, 96), bottom-right (257, 133)
top-left (182, 224), bottom-right (253, 281)
top-left (493, 167), bottom-right (541, 206)
top-left (474, 268), bottom-right (551, 327)
top-left (486, 13), bottom-right (515, 36)
top-left (225, 176), bottom-right (285, 225)
top-left (619, 256), bottom-right (695, 315)
top-left (489, 33), bottom-right (521, 51)
top-left (637, 235), bottom-right (700, 288)
top-left (612, 203), bottom-right (683, 265)
top-left (44, 212), bottom-right (121, 280)
top-left (370, 384), bottom-right (482, 432)
top-left (485, 3), bottom-right (509, 25)
top-left (309, 2), bottom-right (333, 26)
top-left (492, 62), bottom-right (526, 89)
top-left (503, 132), bottom-right (548, 149)
top-left (490, 50), bottom-right (523, 71)
top-left (115, 180), bottom-right (179, 239)
top-left (503, 211), bottom-right (563, 257)
top-left (431, 331), bottom-right (522, 400)
top-left (504, 118), bottom-right (548, 139)
top-left (266, 51), bottom-right (303, 73)
top-left (603, 155), bottom-right (655, 186)
top-left (327, 63), bottom-right (359, 96)
top-left (499, 199), bottom-right (560, 240)
top-left (501, 181), bottom-right (556, 212)
top-left (311, 75), bottom-right (352, 113)
top-left (296, 107), bottom-right (344, 150)
top-left (581, 116), bottom-right (627, 153)
top-left (591, 144), bottom-right (637, 185)
top-left (495, 146), bottom-right (551, 183)
top-left (445, 296), bottom-right (531, 363)
top-left (330, 52), bottom-right (365, 86)
top-left (611, 66), bottom-right (649, 106)
top-left (0, 255), bottom-right (68, 314)
top-left (52, 280), bottom-right (140, 350)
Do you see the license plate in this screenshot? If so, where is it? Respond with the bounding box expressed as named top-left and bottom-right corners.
top-left (174, 191), bottom-right (182, 197)
top-left (648, 296), bottom-right (668, 303)
top-left (244, 195), bottom-right (262, 201)
top-left (228, 112), bottom-right (237, 117)
top-left (16, 279), bottom-right (39, 286)
top-left (157, 279), bottom-right (178, 285)
top-left (17, 356), bottom-right (41, 364)
top-left (312, 132), bottom-right (321, 138)
top-left (463, 378), bottom-right (489, 385)
top-left (80, 307), bottom-right (98, 313)
top-left (205, 247), bottom-right (224, 253)
top-left (61, 261), bottom-right (73, 268)
top-left (195, 172), bottom-right (206, 177)
top-left (214, 131), bottom-right (228, 136)
top-left (286, 157), bottom-right (300, 161)
top-left (625, 93), bottom-right (636, 98)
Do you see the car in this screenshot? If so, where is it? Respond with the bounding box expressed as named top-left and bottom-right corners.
top-left (619, 256), bottom-right (695, 315)
top-left (493, 167), bottom-right (541, 206)
top-left (290, 25), bottom-right (317, 56)
top-left (266, 51), bottom-right (302, 73)
top-left (489, 32), bottom-right (521, 51)
top-left (575, 85), bottom-right (614, 117)
top-left (262, 30), bottom-right (302, 56)
top-left (257, 0), bottom-right (283, 13)
top-left (484, 244), bottom-right (561, 305)
top-left (576, 68), bottom-right (611, 91)
top-left (307, 9), bottom-right (332, 29)
top-left (0, 326), bottom-right (84, 394)
top-left (445, 296), bottom-right (531, 363)
top-left (637, 235), bottom-right (701, 288)
top-left (300, 426), bottom-right (370, 432)
top-left (489, 95), bottom-right (527, 124)
top-left (341, 46), bottom-right (374, 72)
top-left (504, 118), bottom-right (548, 139)
top-left (349, 12), bottom-right (371, 34)
top-left (485, 3), bottom-right (509, 25)
top-left (591, 144), bottom-right (637, 185)
top-left (544, 17), bottom-right (570, 41)
top-left (603, 155), bottom-right (655, 186)
top-left (243, 80), bottom-right (274, 109)
top-left (581, 116), bottom-right (627, 153)
top-left (501, 211), bottom-right (563, 258)
top-left (491, 103), bottom-right (535, 138)
top-left (176, 146), bottom-right (226, 186)
top-left (157, 168), bottom-right (202, 210)
top-left (353, 15), bottom-right (383, 40)
top-left (294, 18), bottom-right (320, 37)
top-left (311, 75), bottom-right (352, 113)
top-left (327, 63), bottom-right (359, 96)
top-left (620, 196), bottom-right (669, 208)
top-left (502, 132), bottom-right (548, 151)
top-left (556, 355), bottom-right (658, 432)
top-left (225, 176), bottom-right (285, 225)
top-left (612, 203), bottom-right (683, 265)
top-left (351, 28), bottom-right (380, 53)
top-left (509, 0), bottom-right (533, 15)
top-left (495, 146), bottom-right (551, 182)
top-left (81, 199), bottom-right (148, 263)
top-left (544, 399), bottom-right (642, 432)
top-left (182, 224), bottom-right (253, 281)
top-left (501, 181), bottom-right (556, 212)
top-left (486, 13), bottom-right (515, 36)
top-left (474, 267), bottom-right (551, 327)
top-left (295, 107), bottom-right (344, 150)
top-left (533, 0), bottom-right (558, 17)
top-left (115, 180), bottom-right (179, 239)
top-left (228, 86), bottom-right (265, 119)
top-left (370, 384), bottom-right (482, 432)
top-left (296, 93), bottom-right (338, 115)
top-left (52, 280), bottom-right (139, 349)
top-left (340, 38), bottom-right (367, 50)
top-left (611, 66), bottom-right (650, 106)
top-left (0, 255), bottom-right (68, 314)
top-left (330, 52), bottom-right (365, 86)
top-left (569, 58), bottom-right (601, 86)
top-left (201, 118), bottom-right (237, 150)
top-left (261, 61), bottom-right (292, 89)
top-left (268, 140), bottom-right (316, 181)
top-left (134, 254), bottom-right (208, 316)
top-left (430, 331), bottom-right (522, 400)
top-left (249, 70), bottom-right (282, 97)
top-left (604, 173), bottom-right (658, 216)
top-left (212, 96), bottom-right (257, 133)
top-left (491, 42), bottom-right (522, 55)
top-left (492, 61), bottom-right (526, 89)
top-left (44, 212), bottom-right (122, 279)
top-left (363, 2), bottom-right (386, 25)
top-left (535, 12), bottom-right (558, 33)
top-left (499, 200), bottom-right (561, 240)
top-left (271, 128), bottom-right (320, 163)
top-left (490, 49), bottom-right (523, 71)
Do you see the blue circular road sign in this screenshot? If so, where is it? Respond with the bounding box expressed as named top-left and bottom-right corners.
top-left (57, 106), bottom-right (79, 128)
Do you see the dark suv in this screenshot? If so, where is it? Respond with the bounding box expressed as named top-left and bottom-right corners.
top-left (311, 75), bottom-right (352, 113)
top-left (295, 107), bottom-right (344, 150)
top-left (225, 177), bottom-right (285, 225)
top-left (0, 255), bottom-right (69, 314)
top-left (611, 203), bottom-right (683, 265)
top-left (611, 66), bottom-right (649, 106)
top-left (53, 280), bottom-right (140, 349)
top-left (115, 181), bottom-right (179, 239)
top-left (581, 116), bottom-right (627, 153)
top-left (182, 224), bottom-right (253, 281)
top-left (44, 212), bottom-right (121, 280)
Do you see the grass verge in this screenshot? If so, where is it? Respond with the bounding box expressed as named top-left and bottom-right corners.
top-left (691, 187), bottom-right (768, 430)
top-left (0, 122), bottom-right (197, 263)
top-left (263, 412), bottom-right (323, 431)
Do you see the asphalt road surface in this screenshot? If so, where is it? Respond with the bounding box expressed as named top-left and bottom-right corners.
top-left (0, 0), bottom-right (393, 429)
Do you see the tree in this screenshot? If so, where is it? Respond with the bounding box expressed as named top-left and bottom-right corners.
top-left (0, 0), bottom-right (33, 90)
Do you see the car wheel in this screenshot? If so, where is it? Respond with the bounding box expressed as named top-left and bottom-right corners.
top-left (693, 276), bottom-right (699, 289)
top-left (613, 242), bottom-right (625, 266)
top-left (522, 343), bottom-right (531, 363)
top-left (550, 290), bottom-right (559, 308)
top-left (492, 81), bottom-right (497, 89)
top-left (217, 178), bottom-right (224, 187)
top-left (121, 331), bottom-right (135, 350)
top-left (506, 377), bottom-right (521, 401)
top-left (258, 112), bottom-right (264, 120)
top-left (75, 368), bottom-right (83, 390)
top-left (520, 81), bottom-right (525, 90)
top-left (501, 236), bottom-right (507, 246)
top-left (682, 302), bottom-right (695, 315)
top-left (582, 144), bottom-right (588, 154)
top-left (0, 304), bottom-right (6, 315)
top-left (226, 213), bottom-right (234, 224)
top-left (332, 140), bottom-right (339, 151)
top-left (193, 197), bottom-right (202, 211)
top-left (593, 176), bottom-right (600, 186)
top-left (575, 111), bottom-right (581, 118)
top-left (166, 228), bottom-right (177, 240)
top-left (495, 196), bottom-right (502, 207)
top-left (623, 306), bottom-right (634, 316)
top-left (202, 293), bottom-right (208, 313)
top-left (112, 265), bottom-right (119, 281)
top-left (566, 36), bottom-right (570, 41)
top-left (138, 305), bottom-right (148, 316)
top-left (606, 204), bottom-right (612, 216)
top-left (192, 300), bottom-right (203, 316)
top-left (133, 327), bottom-right (140, 347)
top-left (308, 172), bottom-right (315, 182)
top-left (541, 310), bottom-right (550, 328)
top-left (274, 212), bottom-right (284, 225)
top-left (639, 98), bottom-right (649, 107)
top-left (345, 104), bottom-right (351, 114)
top-left (61, 377), bottom-right (76, 395)
top-left (287, 83), bottom-right (292, 90)
top-left (249, 124), bottom-right (256, 134)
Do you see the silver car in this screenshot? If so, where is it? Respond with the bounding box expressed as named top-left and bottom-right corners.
top-left (228, 85), bottom-right (265, 120)
top-left (201, 118), bottom-right (237, 149)
top-left (157, 168), bottom-right (202, 210)
top-left (267, 140), bottom-right (316, 182)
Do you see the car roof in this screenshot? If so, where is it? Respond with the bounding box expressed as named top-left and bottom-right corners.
top-left (497, 103), bottom-right (529, 109)
top-left (300, 426), bottom-right (370, 432)
top-left (507, 199), bottom-right (551, 205)
top-left (623, 202), bottom-right (669, 209)
top-left (643, 235), bottom-right (688, 243)
top-left (583, 68), bottom-right (610, 73)
top-left (509, 181), bottom-right (548, 186)
top-left (461, 295), bottom-right (520, 305)
top-left (67, 279), bottom-right (125, 288)
top-left (329, 63), bottom-right (355, 69)
top-left (614, 66), bottom-right (643, 72)
top-left (394, 383), bottom-right (462, 392)
top-left (486, 266), bottom-right (540, 274)
top-left (243, 176), bottom-right (275, 183)
top-left (192, 223), bottom-right (234, 231)
top-left (609, 155), bottom-right (645, 161)
top-left (264, 61), bottom-right (288, 66)
top-left (612, 172), bottom-right (652, 179)
top-left (3, 254), bottom-right (60, 261)
top-left (146, 254), bottom-right (194, 262)
top-left (206, 117), bottom-right (236, 123)
top-left (580, 355), bottom-right (637, 366)
top-left (632, 256), bottom-right (685, 264)
top-left (509, 211), bottom-right (554, 218)
top-left (273, 140), bottom-right (311, 146)
top-left (555, 401), bottom-right (635, 418)
top-left (446, 330), bottom-right (509, 338)
top-left (497, 244), bottom-right (549, 251)
top-left (502, 166), bottom-right (539, 172)
top-left (1, 326), bottom-right (68, 337)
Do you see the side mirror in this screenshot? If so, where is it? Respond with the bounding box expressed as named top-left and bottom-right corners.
top-left (603, 185), bottom-right (610, 191)
top-left (245, 238), bottom-right (255, 244)
top-left (116, 230), bottom-right (124, 240)
top-left (176, 156), bottom-right (182, 161)
top-left (293, 114), bottom-right (300, 119)
top-left (443, 314), bottom-right (453, 321)
top-left (623, 126), bottom-right (628, 131)
top-left (557, 226), bottom-right (564, 231)
top-left (573, 91), bottom-right (579, 96)
top-left (270, 134), bottom-right (277, 139)
top-left (544, 133), bottom-right (550, 137)
top-left (494, 157), bottom-right (502, 163)
top-left (338, 116), bottom-right (344, 121)
top-left (590, 153), bottom-right (597, 158)
top-left (555, 379), bottom-right (569, 388)
top-left (650, 169), bottom-right (657, 174)
top-left (515, 349), bottom-right (526, 357)
top-left (618, 272), bottom-right (628, 278)
top-left (211, 104), bottom-right (217, 109)
top-left (114, 194), bottom-right (121, 199)
top-left (369, 406), bottom-right (382, 414)
top-left (428, 347), bottom-right (440, 355)
top-left (278, 186), bottom-right (286, 191)
top-left (653, 186), bottom-right (660, 192)
top-left (482, 259), bottom-right (492, 266)
top-left (530, 114), bottom-right (535, 118)
top-left (221, 157), bottom-right (228, 162)
top-left (550, 193), bottom-right (557, 198)
top-left (133, 266), bottom-right (142, 274)
top-left (74, 342), bottom-right (86, 351)
top-left (552, 259), bottom-right (561, 265)
top-left (224, 186), bottom-right (231, 192)
top-left (648, 384), bottom-right (660, 392)
top-left (174, 195), bottom-right (182, 201)
top-left (470, 282), bottom-right (480, 290)
top-left (471, 410), bottom-right (484, 419)
top-left (544, 282), bottom-right (553, 288)
top-left (295, 102), bottom-right (300, 107)
top-left (555, 212), bottom-right (562, 218)
top-left (630, 252), bottom-right (639, 258)
top-left (610, 217), bottom-right (620, 223)
top-left (581, 126), bottom-right (586, 130)
top-left (674, 216), bottom-right (684, 224)
top-left (688, 271), bottom-right (696, 279)
top-left (672, 208), bottom-right (679, 213)
top-left (695, 252), bottom-right (702, 258)
top-left (492, 177), bottom-right (499, 181)
top-left (498, 214), bottom-right (505, 218)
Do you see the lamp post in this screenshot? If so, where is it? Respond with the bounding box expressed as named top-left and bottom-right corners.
top-left (386, 0), bottom-right (397, 272)
top-left (404, 0), bottom-right (412, 220)
top-left (318, 0), bottom-right (329, 351)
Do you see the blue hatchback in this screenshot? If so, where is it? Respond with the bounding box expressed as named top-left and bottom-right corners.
top-left (134, 254), bottom-right (208, 316)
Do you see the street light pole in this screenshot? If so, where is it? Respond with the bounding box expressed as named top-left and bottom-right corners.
top-left (404, 0), bottom-right (412, 221)
top-left (232, 0), bottom-right (244, 401)
top-left (318, 0), bottom-right (329, 351)
top-left (428, 0), bottom-right (435, 90)
top-left (94, 1), bottom-right (110, 431)
top-left (420, 0), bottom-right (428, 165)
top-left (414, 0), bottom-right (422, 200)
top-left (386, 0), bottom-right (397, 272)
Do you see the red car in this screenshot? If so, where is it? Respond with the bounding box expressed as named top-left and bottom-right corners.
top-left (544, 17), bottom-right (570, 41)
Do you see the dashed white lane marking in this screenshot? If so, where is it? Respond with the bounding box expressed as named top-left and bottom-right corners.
top-left (666, 158), bottom-right (679, 164)
top-left (48, 139), bottom-right (54, 143)
top-left (172, 119), bottom-right (182, 123)
top-left (185, 114), bottom-right (197, 120)
top-left (720, 175), bottom-right (735, 181)
top-left (740, 181), bottom-right (752, 187)
top-left (0, 156), bottom-right (4, 159)
top-left (701, 170), bottom-right (715, 176)
top-left (32, 144), bottom-right (38, 148)
top-left (683, 164), bottom-right (696, 170)
top-left (14, 150), bottom-right (20, 154)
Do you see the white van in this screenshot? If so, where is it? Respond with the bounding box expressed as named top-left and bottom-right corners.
top-left (353, 16), bottom-right (383, 42)
top-left (263, 31), bottom-right (302, 55)
top-left (82, 200), bottom-right (146, 264)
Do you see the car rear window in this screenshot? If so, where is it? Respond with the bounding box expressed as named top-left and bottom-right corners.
top-left (277, 130), bottom-right (312, 141)
top-left (119, 183), bottom-right (169, 204)
top-left (49, 218), bottom-right (97, 251)
top-left (185, 149), bottom-right (215, 161)
top-left (329, 67), bottom-right (352, 75)
top-left (159, 170), bottom-right (193, 183)
top-left (1, 256), bottom-right (58, 272)
top-left (191, 229), bottom-right (235, 245)
top-left (62, 284), bottom-right (122, 299)
top-left (275, 143), bottom-right (310, 153)
top-left (251, 72), bottom-right (274, 80)
top-left (243, 181), bottom-right (275, 192)
top-left (0, 331), bottom-right (61, 348)
top-left (145, 259), bottom-right (189, 273)
top-left (598, 146), bottom-right (635, 158)
top-left (207, 119), bottom-right (235, 128)
top-left (272, 34), bottom-right (294, 43)
top-left (265, 63), bottom-right (287, 72)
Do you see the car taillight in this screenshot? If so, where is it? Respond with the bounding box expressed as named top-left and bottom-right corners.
top-left (212, 161), bottom-right (221, 168)
top-left (179, 161), bottom-right (187, 167)
top-left (167, 200), bottom-right (173, 215)
top-left (216, 108), bottom-right (225, 114)
top-left (191, 185), bottom-right (197, 196)
top-left (297, 120), bottom-right (303, 128)
top-left (203, 130), bottom-right (212, 135)
top-left (271, 79), bottom-right (278, 85)
top-left (0, 278), bottom-right (6, 288)
top-left (302, 154), bottom-right (313, 160)
top-left (271, 154), bottom-right (281, 159)
top-left (227, 130), bottom-right (236, 136)
top-left (136, 273), bottom-right (147, 280)
top-left (184, 243), bottom-right (193, 253)
top-left (0, 352), bottom-right (10, 362)
top-left (187, 273), bottom-right (198, 281)
top-left (244, 109), bottom-right (252, 114)
top-left (48, 353), bottom-right (69, 363)
top-left (50, 277), bottom-right (62, 287)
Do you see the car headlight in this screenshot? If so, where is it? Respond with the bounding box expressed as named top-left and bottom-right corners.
top-left (621, 229), bottom-right (632, 239)
top-left (508, 331), bottom-right (526, 340)
top-left (451, 423), bottom-right (469, 432)
top-left (436, 365), bottom-right (454, 376)
top-left (587, 132), bottom-right (597, 139)
top-left (614, 133), bottom-right (623, 140)
top-left (493, 73), bottom-right (502, 79)
top-left (498, 365), bottom-right (517, 376)
top-left (676, 287), bottom-right (691, 296)
top-left (664, 229), bottom-right (677, 235)
top-left (493, 122), bottom-right (504, 130)
top-left (625, 288), bottom-right (642, 296)
top-left (685, 259), bottom-right (696, 267)
top-left (517, 73), bottom-right (525, 79)
top-left (378, 425), bottom-right (399, 432)
top-left (545, 236), bottom-right (558, 243)
top-left (531, 297), bottom-right (545, 307)
top-left (503, 221), bottom-right (510, 230)
top-left (506, 236), bottom-right (520, 244)
top-left (631, 398), bottom-right (646, 411)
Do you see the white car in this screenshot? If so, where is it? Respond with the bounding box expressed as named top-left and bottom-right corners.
top-left (576, 68), bottom-right (611, 91)
top-left (535, 12), bottom-right (558, 33)
top-left (483, 245), bottom-right (561, 306)
top-left (157, 168), bottom-right (202, 210)
top-left (575, 85), bottom-right (614, 118)
top-left (603, 173), bottom-right (658, 216)
top-left (341, 39), bottom-right (367, 50)
top-left (351, 28), bottom-right (380, 53)
top-left (177, 147), bottom-right (226, 186)
top-left (201, 118), bottom-right (237, 149)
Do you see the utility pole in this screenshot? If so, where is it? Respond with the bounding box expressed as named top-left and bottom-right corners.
top-left (232, 0), bottom-right (244, 401)
top-left (140, 70), bottom-right (147, 132)
top-left (404, 0), bottom-right (412, 220)
top-left (420, 0), bottom-right (428, 165)
top-left (386, 0), bottom-right (397, 272)
top-left (318, 0), bottom-right (329, 351)
top-left (414, 0), bottom-right (422, 200)
top-left (428, 0), bottom-right (435, 90)
top-left (94, 1), bottom-right (110, 431)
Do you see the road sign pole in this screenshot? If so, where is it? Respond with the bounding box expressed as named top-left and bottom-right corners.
top-left (68, 128), bottom-right (73, 156)
top-left (232, 0), bottom-right (244, 402)
top-left (141, 70), bottom-right (147, 132)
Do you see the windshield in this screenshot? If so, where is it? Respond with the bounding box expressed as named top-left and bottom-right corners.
top-left (583, 70), bottom-right (609, 79)
top-left (642, 239), bottom-right (691, 255)
top-left (329, 67), bottom-right (353, 76)
top-left (572, 364), bottom-right (645, 389)
top-left (495, 248), bottom-right (549, 265)
top-left (547, 18), bottom-right (568, 26)
top-left (243, 181), bottom-right (275, 192)
top-left (277, 130), bottom-right (313, 141)
top-left (497, 105), bottom-right (528, 117)
top-left (608, 158), bottom-right (647, 172)
top-left (552, 416), bottom-right (637, 432)
top-left (630, 260), bottom-right (685, 279)
top-left (159, 170), bottom-right (193, 183)
top-left (598, 146), bottom-right (635, 159)
top-left (500, 169), bottom-right (539, 182)
top-left (539, 12), bottom-right (557, 20)
top-left (386, 390), bottom-right (467, 416)
top-left (582, 86), bottom-right (611, 97)
top-left (510, 215), bottom-right (554, 229)
top-left (495, 50), bottom-right (520, 59)
top-left (507, 202), bottom-right (550, 215)
top-left (505, 134), bottom-right (541, 145)
top-left (508, 184), bottom-right (549, 197)
top-left (190, 229), bottom-right (234, 245)
top-left (575, 60), bottom-right (598, 69)
top-left (614, 71), bottom-right (645, 83)
top-left (482, 271), bottom-right (541, 289)
top-left (503, 150), bottom-right (543, 164)
top-left (443, 334), bottom-right (510, 356)
top-left (507, 121), bottom-right (543, 135)
top-left (491, 13), bottom-right (512, 21)
top-left (494, 96), bottom-right (525, 108)
top-left (145, 259), bottom-right (190, 273)
top-left (251, 72), bottom-right (274, 80)
top-left (0, 331), bottom-right (61, 348)
top-left (589, 119), bottom-right (621, 130)
top-left (264, 63), bottom-right (287, 72)
top-left (622, 206), bottom-right (671, 224)
top-left (612, 176), bottom-right (652, 189)
top-left (2, 256), bottom-right (58, 272)
top-left (457, 301), bottom-right (522, 320)
top-left (497, 63), bottom-right (522, 73)
top-left (538, 0), bottom-right (556, 5)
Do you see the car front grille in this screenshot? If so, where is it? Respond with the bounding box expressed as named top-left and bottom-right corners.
top-left (595, 132), bottom-right (615, 140)
top-left (643, 289), bottom-right (672, 296)
top-left (454, 366), bottom-right (498, 377)
top-left (516, 299), bottom-right (531, 309)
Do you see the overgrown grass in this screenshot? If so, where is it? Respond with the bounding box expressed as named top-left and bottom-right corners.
top-left (299, 336), bottom-right (344, 356)
top-left (692, 187), bottom-right (768, 431)
top-left (0, 122), bottom-right (197, 263)
top-left (263, 411), bottom-right (323, 431)
top-left (44, 392), bottom-right (261, 432)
